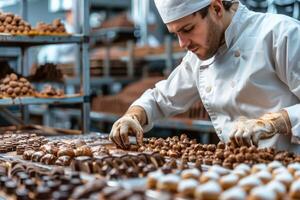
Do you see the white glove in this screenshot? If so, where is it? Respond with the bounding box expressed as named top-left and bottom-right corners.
top-left (229, 110), bottom-right (291, 147)
top-left (109, 114), bottom-right (144, 149)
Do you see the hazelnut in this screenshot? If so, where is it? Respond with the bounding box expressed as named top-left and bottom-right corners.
top-left (207, 144), bottom-right (216, 152)
top-left (236, 154), bottom-right (245, 162)
top-left (215, 151), bottom-right (224, 159)
top-left (167, 150), bottom-right (178, 158)
top-left (217, 142), bottom-right (225, 149)
top-left (224, 151), bottom-right (231, 158)
top-left (9, 73), bottom-right (17, 81)
top-left (7, 88), bottom-right (13, 95)
top-left (203, 158), bottom-right (212, 165)
top-left (223, 162), bottom-right (233, 169)
top-left (245, 153), bottom-right (253, 160)
top-left (193, 144), bottom-right (202, 151)
top-left (180, 134), bottom-right (188, 141)
top-left (138, 146), bottom-right (145, 152)
top-left (5, 16), bottom-right (12, 23)
top-left (213, 159), bottom-right (223, 166)
top-left (234, 148), bottom-right (240, 154)
top-left (196, 150), bottom-right (204, 156)
top-left (21, 87), bottom-right (28, 94)
top-left (159, 149), bottom-right (167, 156)
top-left (3, 77), bottom-right (10, 84)
top-left (189, 155), bottom-right (196, 162)
top-left (154, 138), bottom-right (164, 146)
top-left (240, 146), bottom-right (248, 154)
top-left (249, 146), bottom-right (257, 153)
top-left (9, 81), bottom-right (18, 88)
top-left (14, 87), bottom-right (21, 95)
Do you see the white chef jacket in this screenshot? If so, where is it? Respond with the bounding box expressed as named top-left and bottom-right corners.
top-left (131, 3), bottom-right (300, 153)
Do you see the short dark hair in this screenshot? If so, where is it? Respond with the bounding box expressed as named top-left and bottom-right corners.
top-left (196, 1), bottom-right (235, 18)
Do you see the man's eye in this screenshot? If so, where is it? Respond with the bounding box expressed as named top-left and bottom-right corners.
top-left (183, 27), bottom-right (193, 33)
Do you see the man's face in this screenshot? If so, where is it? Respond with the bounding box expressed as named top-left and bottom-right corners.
top-left (167, 8), bottom-right (223, 60)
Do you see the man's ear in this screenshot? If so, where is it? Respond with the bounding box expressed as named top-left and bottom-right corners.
top-left (211, 0), bottom-right (223, 17)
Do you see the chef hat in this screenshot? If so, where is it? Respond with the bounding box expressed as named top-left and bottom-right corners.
top-left (154, 0), bottom-right (212, 23)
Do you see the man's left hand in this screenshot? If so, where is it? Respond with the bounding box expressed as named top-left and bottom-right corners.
top-left (229, 110), bottom-right (291, 146)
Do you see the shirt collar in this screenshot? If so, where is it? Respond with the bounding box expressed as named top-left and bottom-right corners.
top-left (224, 3), bottom-right (248, 49)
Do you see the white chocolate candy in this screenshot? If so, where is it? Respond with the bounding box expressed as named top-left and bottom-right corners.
top-left (250, 186), bottom-right (277, 200)
top-left (220, 187), bottom-right (247, 200)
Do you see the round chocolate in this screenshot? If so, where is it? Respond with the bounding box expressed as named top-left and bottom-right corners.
top-left (24, 179), bottom-right (37, 191)
top-left (0, 176), bottom-right (9, 187)
top-left (47, 180), bottom-right (61, 191)
top-left (53, 191), bottom-right (69, 200)
top-left (36, 186), bottom-right (51, 199)
top-left (16, 188), bottom-right (30, 200)
top-left (5, 180), bottom-right (17, 194)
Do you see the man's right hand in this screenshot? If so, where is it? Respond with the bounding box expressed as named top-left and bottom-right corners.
top-left (109, 114), bottom-right (144, 149)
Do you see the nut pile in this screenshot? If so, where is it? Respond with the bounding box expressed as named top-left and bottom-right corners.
top-left (0, 12), bottom-right (31, 34)
top-left (139, 134), bottom-right (300, 169)
top-left (0, 73), bottom-right (35, 98)
top-left (34, 19), bottom-right (67, 35)
top-left (146, 161), bottom-right (300, 200)
top-left (37, 85), bottom-right (64, 98)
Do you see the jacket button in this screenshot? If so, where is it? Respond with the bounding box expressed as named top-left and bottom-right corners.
top-left (234, 50), bottom-right (240, 57)
top-left (216, 128), bottom-right (222, 135)
top-left (205, 86), bottom-right (212, 93)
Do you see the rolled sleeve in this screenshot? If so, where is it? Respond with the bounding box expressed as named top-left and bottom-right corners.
top-left (130, 52), bottom-right (199, 132)
top-left (284, 105), bottom-right (300, 142)
top-left (274, 22), bottom-right (300, 143)
top-left (131, 90), bottom-right (157, 132)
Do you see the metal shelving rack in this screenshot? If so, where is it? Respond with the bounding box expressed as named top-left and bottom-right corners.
top-left (0, 0), bottom-right (91, 134)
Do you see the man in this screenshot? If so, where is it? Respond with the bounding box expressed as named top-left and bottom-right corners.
top-left (109, 0), bottom-right (300, 152)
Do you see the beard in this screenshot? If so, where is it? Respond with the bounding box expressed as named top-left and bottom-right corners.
top-left (192, 16), bottom-right (224, 60)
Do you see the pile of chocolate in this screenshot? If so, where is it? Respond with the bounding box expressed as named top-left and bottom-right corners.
top-left (22, 140), bottom-right (95, 166)
top-left (21, 138), bottom-right (167, 178)
top-left (28, 63), bottom-right (64, 83)
top-left (140, 134), bottom-right (300, 169)
top-left (0, 161), bottom-right (146, 199)
top-left (34, 19), bottom-right (67, 35)
top-left (71, 152), bottom-right (166, 179)
top-left (37, 85), bottom-right (64, 98)
top-left (0, 133), bottom-right (47, 154)
top-left (0, 73), bottom-right (35, 98)
top-left (146, 161), bottom-right (300, 200)
top-left (0, 12), bottom-right (31, 34)
top-left (139, 134), bottom-right (197, 158)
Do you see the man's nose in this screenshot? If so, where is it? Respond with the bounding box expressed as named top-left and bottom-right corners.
top-left (178, 34), bottom-right (190, 49)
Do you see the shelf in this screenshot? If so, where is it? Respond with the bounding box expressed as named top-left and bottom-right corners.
top-left (0, 96), bottom-right (84, 106)
top-left (91, 0), bottom-right (131, 10)
top-left (120, 52), bottom-right (186, 62)
top-left (0, 47), bottom-right (20, 58)
top-left (0, 34), bottom-right (85, 47)
top-left (65, 76), bottom-right (137, 86)
top-left (91, 27), bottom-right (135, 42)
